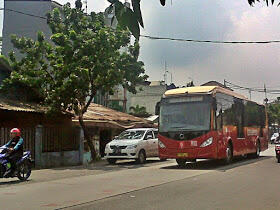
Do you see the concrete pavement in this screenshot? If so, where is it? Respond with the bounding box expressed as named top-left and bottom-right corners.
top-left (0, 145), bottom-right (276, 210)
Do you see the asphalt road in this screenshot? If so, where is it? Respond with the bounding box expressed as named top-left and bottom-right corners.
top-left (0, 145), bottom-right (278, 210)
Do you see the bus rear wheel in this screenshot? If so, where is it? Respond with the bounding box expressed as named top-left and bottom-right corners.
top-left (176, 159), bottom-right (186, 168)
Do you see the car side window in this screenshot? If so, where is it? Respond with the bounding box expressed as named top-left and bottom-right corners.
top-left (144, 131), bottom-right (154, 140)
top-left (153, 131), bottom-right (158, 138)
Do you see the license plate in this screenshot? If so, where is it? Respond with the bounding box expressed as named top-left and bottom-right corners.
top-left (177, 153), bottom-right (188, 157)
top-left (114, 148), bottom-right (121, 154)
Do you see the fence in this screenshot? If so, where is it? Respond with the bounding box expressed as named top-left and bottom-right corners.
top-left (42, 126), bottom-right (79, 153)
top-left (0, 127), bottom-right (35, 160)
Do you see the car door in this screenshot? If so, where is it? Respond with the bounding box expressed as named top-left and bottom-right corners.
top-left (144, 131), bottom-right (154, 157)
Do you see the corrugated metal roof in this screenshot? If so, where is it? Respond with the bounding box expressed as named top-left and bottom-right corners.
top-left (73, 103), bottom-right (154, 129)
top-left (164, 86), bottom-right (248, 100)
top-left (0, 98), bottom-right (46, 113)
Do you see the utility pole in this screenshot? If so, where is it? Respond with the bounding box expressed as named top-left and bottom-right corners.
top-left (264, 84), bottom-right (268, 105)
top-left (249, 89), bottom-right (252, 100)
top-left (164, 61), bottom-right (167, 84)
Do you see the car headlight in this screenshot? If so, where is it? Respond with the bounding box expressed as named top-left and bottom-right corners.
top-left (158, 140), bottom-right (166, 148)
top-left (200, 137), bottom-right (213, 147)
top-left (127, 145), bottom-right (137, 149)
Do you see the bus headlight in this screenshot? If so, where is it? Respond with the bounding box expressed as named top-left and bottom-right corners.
top-left (200, 137), bottom-right (213, 147)
top-left (158, 140), bottom-right (166, 148)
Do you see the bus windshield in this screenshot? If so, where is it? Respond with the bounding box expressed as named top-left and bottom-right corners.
top-left (159, 102), bottom-right (211, 132)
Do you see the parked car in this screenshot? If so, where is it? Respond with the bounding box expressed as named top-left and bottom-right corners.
top-left (271, 133), bottom-right (279, 144)
top-left (104, 128), bottom-right (163, 164)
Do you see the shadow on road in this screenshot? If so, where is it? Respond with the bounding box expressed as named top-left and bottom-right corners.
top-left (160, 156), bottom-right (272, 172)
top-left (0, 179), bottom-right (29, 185)
top-left (51, 159), bottom-right (167, 172)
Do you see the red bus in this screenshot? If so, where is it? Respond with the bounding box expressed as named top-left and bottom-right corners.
top-left (158, 86), bottom-right (268, 167)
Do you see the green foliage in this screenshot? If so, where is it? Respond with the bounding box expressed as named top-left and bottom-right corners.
top-left (187, 81), bottom-right (194, 87)
top-left (129, 104), bottom-right (150, 118)
top-left (248, 0), bottom-right (280, 6)
top-left (109, 101), bottom-right (123, 112)
top-left (1, 1), bottom-right (148, 160)
top-left (268, 102), bottom-right (280, 125)
top-left (1, 1), bottom-right (147, 116)
top-left (106, 0), bottom-right (279, 39)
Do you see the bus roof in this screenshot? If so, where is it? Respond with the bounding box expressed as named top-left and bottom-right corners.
top-left (164, 86), bottom-right (248, 100)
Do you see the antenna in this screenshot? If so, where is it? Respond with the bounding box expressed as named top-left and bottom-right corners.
top-left (164, 61), bottom-right (167, 84)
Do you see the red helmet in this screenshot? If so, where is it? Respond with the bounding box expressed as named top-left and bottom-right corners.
top-left (10, 128), bottom-right (21, 137)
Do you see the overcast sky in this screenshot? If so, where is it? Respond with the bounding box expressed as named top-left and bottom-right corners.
top-left (1, 0), bottom-right (280, 102)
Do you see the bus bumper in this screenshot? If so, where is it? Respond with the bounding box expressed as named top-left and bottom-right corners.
top-left (159, 146), bottom-right (217, 160)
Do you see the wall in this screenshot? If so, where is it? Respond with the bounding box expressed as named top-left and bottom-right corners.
top-left (2, 0), bottom-right (55, 57)
top-left (127, 84), bottom-right (166, 115)
top-left (35, 125), bottom-right (82, 168)
top-left (40, 151), bottom-right (80, 168)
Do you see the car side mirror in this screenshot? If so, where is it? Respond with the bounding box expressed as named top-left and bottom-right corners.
top-left (146, 135), bottom-right (153, 140)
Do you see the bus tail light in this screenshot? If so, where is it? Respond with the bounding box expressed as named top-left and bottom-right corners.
top-left (158, 140), bottom-right (166, 148)
top-left (200, 137), bottom-right (213, 147)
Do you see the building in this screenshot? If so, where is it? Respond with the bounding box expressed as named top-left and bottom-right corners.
top-left (2, 0), bottom-right (62, 57)
top-left (127, 81), bottom-right (169, 115)
top-left (201, 81), bottom-right (233, 91)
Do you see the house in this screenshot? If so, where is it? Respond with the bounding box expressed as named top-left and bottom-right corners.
top-left (0, 97), bottom-right (81, 168)
top-left (201, 81), bottom-right (233, 91)
top-left (72, 103), bottom-right (155, 162)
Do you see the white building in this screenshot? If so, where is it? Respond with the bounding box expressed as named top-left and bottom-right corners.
top-left (127, 81), bottom-right (168, 115)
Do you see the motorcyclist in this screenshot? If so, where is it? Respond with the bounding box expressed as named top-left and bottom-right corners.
top-left (3, 128), bottom-right (24, 177)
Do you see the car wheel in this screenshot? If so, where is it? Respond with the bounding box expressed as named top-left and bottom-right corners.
top-left (107, 158), bottom-right (117, 164)
top-left (176, 159), bottom-right (186, 168)
top-left (137, 150), bottom-right (146, 164)
top-left (278, 158), bottom-right (280, 163)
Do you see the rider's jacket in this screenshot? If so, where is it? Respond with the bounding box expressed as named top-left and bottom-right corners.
top-left (4, 137), bottom-right (24, 154)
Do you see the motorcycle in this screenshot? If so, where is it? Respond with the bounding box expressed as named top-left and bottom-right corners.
top-left (275, 139), bottom-right (280, 163)
top-left (0, 146), bottom-right (32, 181)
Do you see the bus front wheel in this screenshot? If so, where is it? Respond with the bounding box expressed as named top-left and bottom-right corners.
top-left (176, 159), bottom-right (186, 168)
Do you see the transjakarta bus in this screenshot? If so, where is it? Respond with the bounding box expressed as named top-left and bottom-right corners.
top-left (158, 86), bottom-right (268, 167)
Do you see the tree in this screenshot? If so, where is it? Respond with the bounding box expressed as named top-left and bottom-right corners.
top-left (268, 102), bottom-right (280, 126)
top-left (187, 81), bottom-right (194, 87)
top-left (106, 0), bottom-right (279, 39)
top-left (1, 0), bottom-right (148, 161)
top-left (129, 105), bottom-right (150, 117)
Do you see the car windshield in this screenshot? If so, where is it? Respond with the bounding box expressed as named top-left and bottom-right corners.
top-left (159, 102), bottom-right (211, 132)
top-left (116, 130), bottom-right (146, 140)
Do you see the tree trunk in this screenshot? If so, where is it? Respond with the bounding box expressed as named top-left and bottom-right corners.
top-left (78, 115), bottom-right (97, 162)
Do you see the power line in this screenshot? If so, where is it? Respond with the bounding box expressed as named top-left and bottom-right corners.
top-left (140, 35), bottom-right (280, 44)
top-left (3, 8), bottom-right (280, 45)
top-left (0, 8), bottom-right (47, 19)
top-left (225, 80), bottom-right (280, 94)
